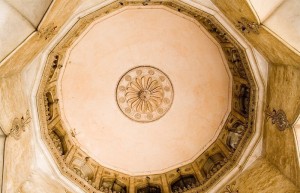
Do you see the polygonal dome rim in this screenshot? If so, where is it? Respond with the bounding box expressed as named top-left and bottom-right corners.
top-left (36, 1), bottom-right (260, 193)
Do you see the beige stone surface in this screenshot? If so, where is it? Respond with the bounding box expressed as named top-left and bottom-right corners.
top-left (0, 1), bottom-right (34, 61)
top-left (294, 117), bottom-right (300, 164)
top-left (0, 132), bottom-right (5, 192)
top-left (5, 0), bottom-right (53, 27)
top-left (61, 8), bottom-right (230, 175)
top-left (3, 126), bottom-right (34, 193)
top-left (0, 55), bottom-right (38, 193)
top-left (265, 65), bottom-right (300, 187)
top-left (0, 0), bottom-right (298, 192)
top-left (17, 170), bottom-right (69, 193)
top-left (212, 0), bottom-right (300, 67)
top-left (0, 74), bottom-right (28, 134)
top-left (210, 0), bottom-right (300, 188)
top-left (248, 0), bottom-right (284, 22)
top-left (0, 0), bottom-right (81, 77)
top-left (264, 0), bottom-right (300, 53)
top-left (219, 158), bottom-right (300, 193)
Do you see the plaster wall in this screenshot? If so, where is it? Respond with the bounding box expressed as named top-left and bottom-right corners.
top-left (3, 127), bottom-right (34, 193)
top-left (248, 0), bottom-right (284, 22)
top-left (0, 56), bottom-right (38, 192)
top-left (209, 0), bottom-right (300, 188)
top-left (249, 0), bottom-right (300, 53)
top-left (294, 116), bottom-right (300, 169)
top-left (0, 51), bottom-right (34, 193)
top-left (17, 170), bottom-right (69, 193)
top-left (0, 0), bottom-right (52, 61)
top-left (265, 65), bottom-right (300, 188)
top-left (218, 158), bottom-right (300, 193)
top-left (0, 1), bottom-right (34, 62)
top-left (5, 0), bottom-right (52, 26)
top-left (0, 131), bottom-right (5, 193)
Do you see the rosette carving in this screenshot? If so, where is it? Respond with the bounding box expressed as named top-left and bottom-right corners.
top-left (117, 66), bottom-right (173, 122)
top-left (126, 76), bottom-right (163, 113)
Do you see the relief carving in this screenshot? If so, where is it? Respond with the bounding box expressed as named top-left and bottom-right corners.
top-left (137, 185), bottom-right (161, 193)
top-left (48, 55), bottom-right (62, 82)
top-left (223, 47), bottom-right (247, 79)
top-left (236, 17), bottom-right (260, 34)
top-left (45, 92), bottom-right (55, 120)
top-left (233, 83), bottom-right (250, 117)
top-left (99, 175), bottom-right (127, 193)
top-left (137, 176), bottom-right (162, 193)
top-left (116, 66), bottom-right (173, 122)
top-left (10, 110), bottom-right (31, 140)
top-left (72, 157), bottom-right (95, 183)
top-left (223, 182), bottom-right (239, 193)
top-left (198, 17), bottom-right (230, 44)
top-left (171, 169), bottom-right (200, 193)
top-left (266, 108), bottom-right (290, 131)
top-left (201, 152), bottom-right (227, 179)
top-left (226, 121), bottom-right (246, 151)
top-left (49, 127), bottom-right (68, 156)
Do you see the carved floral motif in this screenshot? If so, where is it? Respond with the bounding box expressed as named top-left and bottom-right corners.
top-left (117, 66), bottom-right (173, 122)
top-left (236, 17), bottom-right (260, 34)
top-left (224, 182), bottom-right (239, 193)
top-left (126, 76), bottom-right (163, 113)
top-left (266, 108), bottom-right (290, 131)
top-left (10, 110), bottom-right (31, 140)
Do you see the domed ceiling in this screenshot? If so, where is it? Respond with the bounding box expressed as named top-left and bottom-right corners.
top-left (37, 1), bottom-right (259, 193)
top-left (61, 8), bottom-right (230, 175)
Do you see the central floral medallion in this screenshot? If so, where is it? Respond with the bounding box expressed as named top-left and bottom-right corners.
top-left (116, 66), bottom-right (174, 122)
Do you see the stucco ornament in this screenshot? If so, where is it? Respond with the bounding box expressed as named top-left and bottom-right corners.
top-left (117, 66), bottom-right (173, 122)
top-left (38, 22), bottom-right (58, 40)
top-left (266, 108), bottom-right (290, 131)
top-left (236, 17), bottom-right (260, 34)
top-left (10, 110), bottom-right (31, 140)
top-left (224, 181), bottom-right (239, 193)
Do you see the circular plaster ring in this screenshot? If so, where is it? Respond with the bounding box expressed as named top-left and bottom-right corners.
top-left (116, 66), bottom-right (174, 123)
